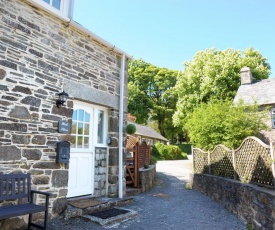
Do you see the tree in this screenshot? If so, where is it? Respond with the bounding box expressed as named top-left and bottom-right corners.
top-left (184, 100), bottom-right (268, 150)
top-left (173, 48), bottom-right (271, 128)
top-left (128, 59), bottom-right (179, 138)
top-left (128, 59), bottom-right (153, 123)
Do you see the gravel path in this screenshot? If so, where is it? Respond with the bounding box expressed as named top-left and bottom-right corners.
top-left (48, 157), bottom-right (246, 229)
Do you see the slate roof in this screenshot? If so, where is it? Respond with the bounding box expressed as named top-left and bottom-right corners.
top-left (233, 78), bottom-right (275, 106)
top-left (128, 122), bottom-right (168, 142)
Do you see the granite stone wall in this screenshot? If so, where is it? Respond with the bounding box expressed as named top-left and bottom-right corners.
top-left (192, 174), bottom-right (275, 230)
top-left (0, 0), bottom-right (128, 226)
top-left (139, 165), bottom-right (156, 192)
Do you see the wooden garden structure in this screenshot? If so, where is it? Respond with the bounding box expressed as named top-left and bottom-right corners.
top-left (125, 136), bottom-right (151, 188)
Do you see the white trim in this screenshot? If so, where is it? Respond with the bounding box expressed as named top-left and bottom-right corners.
top-left (93, 108), bottom-right (108, 148)
top-left (118, 54), bottom-right (125, 198)
top-left (26, 0), bottom-right (71, 20)
top-left (71, 101), bottom-right (109, 152)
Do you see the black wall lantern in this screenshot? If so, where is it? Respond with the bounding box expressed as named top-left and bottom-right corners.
top-left (56, 91), bottom-right (69, 108)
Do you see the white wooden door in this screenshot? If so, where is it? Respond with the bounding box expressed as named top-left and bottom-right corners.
top-left (67, 103), bottom-right (94, 197)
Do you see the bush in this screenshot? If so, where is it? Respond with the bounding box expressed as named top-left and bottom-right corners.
top-left (149, 155), bottom-right (157, 165)
top-left (152, 142), bottom-right (188, 160)
top-left (185, 100), bottom-right (268, 150)
top-left (174, 143), bottom-right (192, 154)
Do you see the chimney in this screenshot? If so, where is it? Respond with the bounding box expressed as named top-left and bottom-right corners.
top-left (240, 66), bottom-right (253, 85)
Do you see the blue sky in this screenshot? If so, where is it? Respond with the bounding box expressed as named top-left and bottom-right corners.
top-left (73, 1), bottom-right (275, 77)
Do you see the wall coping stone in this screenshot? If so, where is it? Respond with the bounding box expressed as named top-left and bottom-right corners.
top-left (64, 79), bottom-right (120, 110)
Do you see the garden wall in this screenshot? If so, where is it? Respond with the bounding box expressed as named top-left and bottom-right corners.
top-left (192, 174), bottom-right (275, 230)
top-left (139, 165), bottom-right (156, 192)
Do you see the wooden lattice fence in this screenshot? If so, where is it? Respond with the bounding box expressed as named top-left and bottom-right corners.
top-left (138, 141), bottom-right (151, 169)
top-left (193, 136), bottom-right (275, 189)
top-left (210, 145), bottom-right (235, 179)
top-left (126, 138), bottom-right (151, 188)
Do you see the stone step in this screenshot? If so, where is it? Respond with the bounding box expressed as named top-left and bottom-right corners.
top-left (64, 197), bottom-right (135, 220)
top-left (83, 207), bottom-right (138, 226)
top-left (126, 187), bottom-right (142, 196)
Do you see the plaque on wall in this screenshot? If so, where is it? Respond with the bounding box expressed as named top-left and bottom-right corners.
top-left (58, 120), bottom-right (71, 133)
top-left (95, 147), bottom-right (107, 155)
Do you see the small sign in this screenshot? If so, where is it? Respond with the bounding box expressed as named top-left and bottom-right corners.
top-left (58, 120), bottom-right (71, 133)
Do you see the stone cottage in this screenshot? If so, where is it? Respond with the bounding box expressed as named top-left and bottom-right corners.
top-left (126, 114), bottom-right (168, 145)
top-left (0, 0), bottom-right (131, 225)
top-left (234, 66), bottom-right (275, 142)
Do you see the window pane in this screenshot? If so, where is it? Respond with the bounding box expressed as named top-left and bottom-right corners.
top-left (78, 123), bottom-right (83, 135)
top-left (71, 121), bottom-right (77, 134)
top-left (43, 0), bottom-right (50, 3)
top-left (84, 137), bottom-right (89, 149)
top-left (84, 124), bottom-right (89, 135)
top-left (77, 136), bottom-right (82, 148)
top-left (71, 136), bottom-right (76, 148)
top-left (78, 109), bottom-right (84, 121)
top-left (85, 112), bottom-right (90, 122)
top-left (97, 110), bottom-right (104, 144)
top-left (72, 110), bottom-right (77, 121)
top-left (52, 0), bottom-right (61, 9)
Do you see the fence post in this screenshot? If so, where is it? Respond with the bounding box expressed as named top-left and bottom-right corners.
top-left (270, 142), bottom-right (275, 190)
top-left (208, 151), bottom-right (211, 174)
top-left (232, 148), bottom-right (237, 180)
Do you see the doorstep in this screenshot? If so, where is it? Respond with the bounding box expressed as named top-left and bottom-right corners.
top-left (64, 196), bottom-right (135, 220)
top-left (83, 207), bottom-right (138, 226)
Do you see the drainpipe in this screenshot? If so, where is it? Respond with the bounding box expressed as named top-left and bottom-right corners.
top-left (118, 53), bottom-right (125, 198)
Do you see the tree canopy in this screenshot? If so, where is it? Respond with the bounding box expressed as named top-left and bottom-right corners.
top-left (185, 100), bottom-right (268, 150)
top-left (128, 59), bottom-right (179, 138)
top-left (173, 48), bottom-right (271, 128)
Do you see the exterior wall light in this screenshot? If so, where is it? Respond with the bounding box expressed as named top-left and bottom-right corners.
top-left (56, 91), bottom-right (69, 108)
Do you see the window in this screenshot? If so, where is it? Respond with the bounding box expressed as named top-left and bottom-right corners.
top-left (148, 139), bottom-right (153, 145)
top-left (71, 102), bottom-right (108, 150)
top-left (272, 108), bottom-right (275, 129)
top-left (71, 109), bottom-right (90, 149)
top-left (28, 0), bottom-right (73, 18)
top-left (97, 110), bottom-right (104, 144)
top-left (43, 0), bottom-right (61, 10)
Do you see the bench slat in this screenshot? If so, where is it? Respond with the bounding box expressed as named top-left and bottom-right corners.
top-left (0, 173), bottom-right (51, 230)
top-left (0, 203), bottom-right (46, 220)
top-left (0, 174), bottom-right (30, 201)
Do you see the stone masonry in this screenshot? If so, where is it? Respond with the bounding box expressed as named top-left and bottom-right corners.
top-left (192, 174), bottom-right (275, 230)
top-left (0, 0), bottom-right (129, 227)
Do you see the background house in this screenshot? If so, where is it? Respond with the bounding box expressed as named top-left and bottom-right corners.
top-left (129, 122), bottom-right (168, 145)
top-left (234, 67), bottom-right (275, 142)
top-left (0, 0), bottom-right (130, 226)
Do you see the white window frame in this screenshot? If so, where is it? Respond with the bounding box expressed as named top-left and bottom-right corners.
top-left (93, 107), bottom-right (108, 148)
top-left (71, 101), bottom-right (108, 153)
top-left (27, 0), bottom-right (74, 19)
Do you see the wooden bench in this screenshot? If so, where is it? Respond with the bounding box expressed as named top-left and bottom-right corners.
top-left (0, 173), bottom-right (51, 230)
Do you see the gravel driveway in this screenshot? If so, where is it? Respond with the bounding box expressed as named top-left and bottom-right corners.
top-left (48, 157), bottom-right (246, 229)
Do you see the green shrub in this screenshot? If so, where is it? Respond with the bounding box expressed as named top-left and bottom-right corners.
top-left (144, 162), bottom-right (149, 169)
top-left (174, 143), bottom-right (192, 154)
top-left (152, 142), bottom-right (188, 160)
top-left (185, 100), bottom-right (268, 150)
top-left (149, 155), bottom-right (157, 165)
